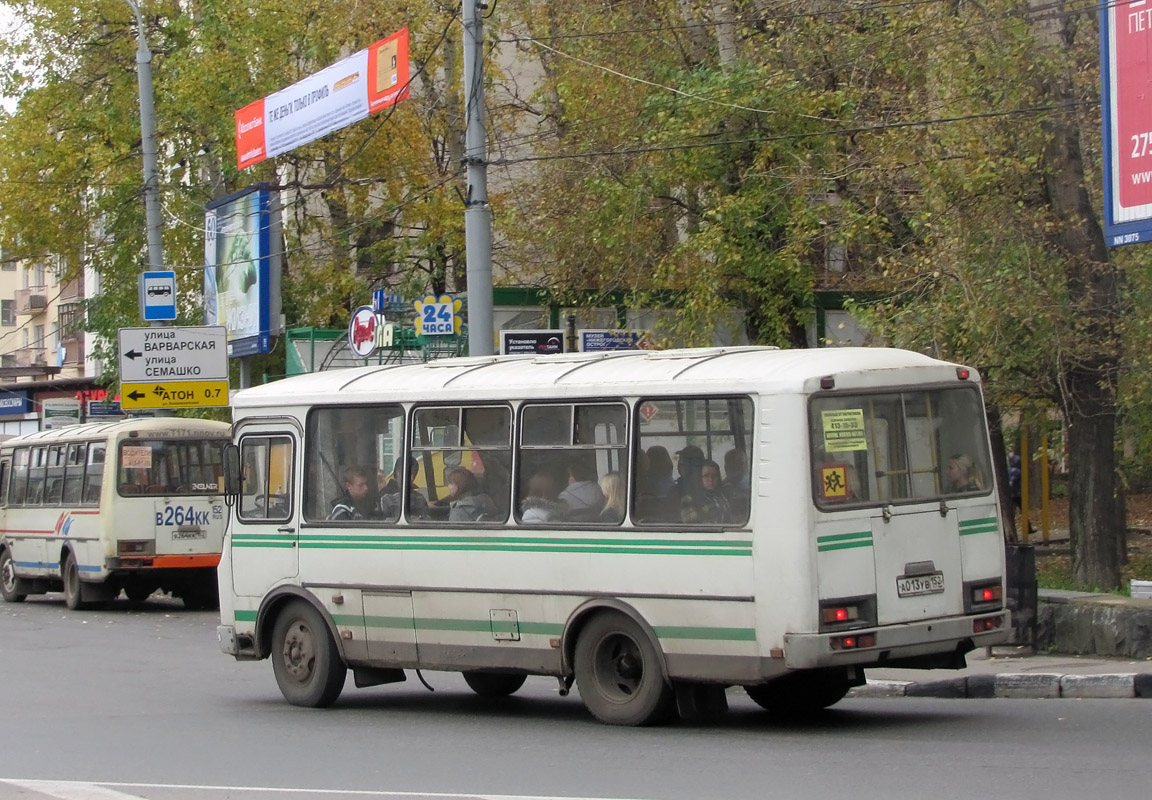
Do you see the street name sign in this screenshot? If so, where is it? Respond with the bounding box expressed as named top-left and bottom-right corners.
top-left (118, 325), bottom-right (230, 410)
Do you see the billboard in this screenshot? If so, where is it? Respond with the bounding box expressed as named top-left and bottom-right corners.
top-left (234, 28), bottom-right (410, 170)
top-left (1102, 1), bottom-right (1152, 246)
top-left (204, 185), bottom-right (283, 357)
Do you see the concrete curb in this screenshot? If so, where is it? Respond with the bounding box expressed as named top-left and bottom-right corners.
top-left (849, 673), bottom-right (1152, 699)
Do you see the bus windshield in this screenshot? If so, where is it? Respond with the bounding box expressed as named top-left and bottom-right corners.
top-left (118, 438), bottom-right (226, 496)
top-left (810, 386), bottom-right (992, 507)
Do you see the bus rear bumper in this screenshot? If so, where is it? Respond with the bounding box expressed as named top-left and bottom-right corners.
top-left (783, 611), bottom-right (1011, 670)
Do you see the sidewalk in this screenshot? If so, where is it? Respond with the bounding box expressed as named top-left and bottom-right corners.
top-left (854, 646), bottom-right (1152, 699)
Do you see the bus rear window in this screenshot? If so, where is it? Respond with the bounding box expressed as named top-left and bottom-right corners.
top-left (118, 439), bottom-right (225, 496)
top-left (811, 387), bottom-right (992, 508)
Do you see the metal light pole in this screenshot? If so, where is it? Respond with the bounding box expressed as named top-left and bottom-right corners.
top-left (125, 0), bottom-right (164, 273)
top-left (462, 0), bottom-right (493, 356)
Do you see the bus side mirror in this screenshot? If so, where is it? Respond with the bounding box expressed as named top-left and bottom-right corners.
top-left (222, 444), bottom-right (241, 500)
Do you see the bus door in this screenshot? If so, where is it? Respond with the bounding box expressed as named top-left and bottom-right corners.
top-left (865, 409), bottom-right (964, 625)
top-left (869, 507), bottom-right (964, 625)
top-left (231, 430), bottom-right (299, 599)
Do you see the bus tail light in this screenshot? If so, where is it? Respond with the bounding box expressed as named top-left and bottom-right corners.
top-left (973, 615), bottom-right (1003, 633)
top-left (831, 632), bottom-right (876, 650)
top-left (819, 595), bottom-right (876, 632)
top-left (118, 540), bottom-right (155, 556)
top-left (963, 579), bottom-right (1004, 613)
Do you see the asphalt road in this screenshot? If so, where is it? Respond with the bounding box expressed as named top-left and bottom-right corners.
top-left (1, 596), bottom-right (1149, 800)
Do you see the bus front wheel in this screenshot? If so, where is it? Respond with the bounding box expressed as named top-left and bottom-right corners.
top-left (462, 671), bottom-right (527, 697)
top-left (61, 552), bottom-right (87, 611)
top-left (573, 612), bottom-right (673, 726)
top-left (1, 549), bottom-right (27, 603)
top-left (270, 600), bottom-right (347, 708)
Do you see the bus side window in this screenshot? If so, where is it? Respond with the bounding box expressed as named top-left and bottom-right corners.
top-left (62, 442), bottom-right (87, 505)
top-left (44, 445), bottom-right (66, 505)
top-left (26, 447), bottom-right (46, 506)
top-left (10, 448), bottom-right (30, 506)
top-left (239, 436), bottom-right (294, 523)
top-left (0, 459), bottom-right (8, 507)
top-left (634, 396), bottom-right (753, 527)
top-left (83, 444), bottom-right (105, 506)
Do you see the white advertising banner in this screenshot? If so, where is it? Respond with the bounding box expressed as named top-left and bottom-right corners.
top-left (235, 28), bottom-right (409, 169)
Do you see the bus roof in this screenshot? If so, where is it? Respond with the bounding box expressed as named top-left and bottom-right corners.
top-left (231, 346), bottom-right (977, 410)
top-left (0, 417), bottom-right (230, 448)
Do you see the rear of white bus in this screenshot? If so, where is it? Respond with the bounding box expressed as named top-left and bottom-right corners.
top-left (788, 366), bottom-right (1010, 676)
top-left (103, 428), bottom-right (231, 608)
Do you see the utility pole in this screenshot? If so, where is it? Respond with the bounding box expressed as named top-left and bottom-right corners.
top-left (125, 0), bottom-right (165, 275)
top-left (462, 0), bottom-right (494, 356)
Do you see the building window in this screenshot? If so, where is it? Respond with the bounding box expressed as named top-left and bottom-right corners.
top-left (1, 300), bottom-right (14, 327)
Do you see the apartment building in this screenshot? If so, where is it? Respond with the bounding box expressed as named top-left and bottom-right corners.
top-left (0, 248), bottom-right (100, 436)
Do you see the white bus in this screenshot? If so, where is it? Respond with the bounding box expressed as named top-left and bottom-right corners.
top-left (216, 347), bottom-right (1009, 725)
top-left (0, 418), bottom-right (231, 610)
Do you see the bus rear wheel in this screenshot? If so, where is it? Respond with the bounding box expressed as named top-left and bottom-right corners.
top-left (1, 549), bottom-right (27, 603)
top-left (573, 612), bottom-right (673, 726)
top-left (271, 600), bottom-right (347, 708)
top-left (462, 671), bottom-right (527, 697)
top-left (745, 668), bottom-right (853, 714)
top-left (61, 552), bottom-right (87, 611)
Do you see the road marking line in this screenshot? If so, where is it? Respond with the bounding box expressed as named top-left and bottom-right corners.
top-left (0, 782), bottom-right (647, 800)
top-left (2, 782), bottom-right (148, 800)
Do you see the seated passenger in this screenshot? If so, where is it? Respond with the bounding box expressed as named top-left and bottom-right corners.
top-left (680, 459), bottom-right (731, 524)
top-left (519, 471), bottom-right (567, 523)
top-left (598, 472), bottom-right (626, 523)
top-left (329, 465), bottom-right (377, 521)
top-left (946, 454), bottom-right (984, 493)
top-left (378, 456), bottom-right (430, 521)
top-left (442, 467), bottom-right (497, 522)
top-left (722, 447), bottom-right (751, 521)
top-left (559, 457), bottom-right (604, 521)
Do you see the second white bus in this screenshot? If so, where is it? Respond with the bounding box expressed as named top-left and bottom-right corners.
top-left (216, 347), bottom-right (1009, 725)
top-left (0, 418), bottom-right (231, 610)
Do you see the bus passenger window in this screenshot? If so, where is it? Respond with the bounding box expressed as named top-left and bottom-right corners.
top-left (303, 405), bottom-right (405, 523)
top-left (83, 444), bottom-right (104, 505)
top-left (9, 448), bottom-right (30, 506)
top-left (62, 443), bottom-right (87, 505)
top-left (412, 405), bottom-right (511, 524)
top-left (516, 403), bottom-right (628, 525)
top-left (634, 396), bottom-right (752, 527)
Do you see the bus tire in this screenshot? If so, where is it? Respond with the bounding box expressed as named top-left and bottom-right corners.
top-left (462, 671), bottom-right (527, 697)
top-left (61, 552), bottom-right (87, 611)
top-left (182, 583), bottom-right (219, 611)
top-left (1, 548), bottom-right (27, 603)
top-left (744, 668), bottom-right (852, 714)
top-left (270, 600), bottom-right (347, 708)
top-left (573, 612), bottom-right (673, 726)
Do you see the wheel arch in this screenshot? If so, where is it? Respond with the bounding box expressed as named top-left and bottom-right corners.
top-left (255, 586), bottom-right (348, 664)
top-left (559, 598), bottom-right (669, 679)
top-left (57, 542), bottom-right (77, 576)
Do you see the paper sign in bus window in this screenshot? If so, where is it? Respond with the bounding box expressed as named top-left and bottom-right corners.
top-left (121, 446), bottom-right (153, 469)
top-left (821, 409), bottom-right (867, 452)
top-left (820, 464), bottom-right (850, 500)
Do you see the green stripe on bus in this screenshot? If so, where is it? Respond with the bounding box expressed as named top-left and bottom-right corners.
top-left (297, 542), bottom-right (747, 556)
top-left (816, 531), bottom-right (872, 544)
top-left (959, 518), bottom-right (999, 535)
top-left (959, 517), bottom-right (997, 528)
top-left (817, 539), bottom-right (874, 552)
top-left (653, 625), bottom-right (757, 641)
top-left (297, 534), bottom-right (751, 548)
top-left (235, 611), bottom-right (750, 642)
top-left (816, 531), bottom-right (872, 552)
